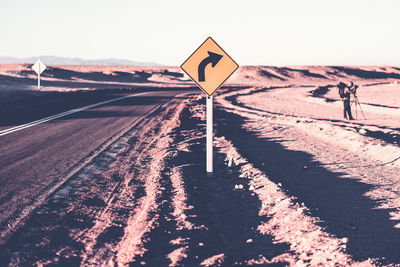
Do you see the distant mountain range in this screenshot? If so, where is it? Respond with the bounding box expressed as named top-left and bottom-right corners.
top-left (0, 56), bottom-right (159, 66)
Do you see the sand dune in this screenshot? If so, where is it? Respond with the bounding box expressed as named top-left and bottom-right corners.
top-left (2, 64), bottom-right (400, 92)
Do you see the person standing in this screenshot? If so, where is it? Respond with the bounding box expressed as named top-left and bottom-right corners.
top-left (338, 81), bottom-right (355, 120)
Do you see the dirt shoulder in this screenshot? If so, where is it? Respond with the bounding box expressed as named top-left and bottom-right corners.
top-left (215, 86), bottom-right (400, 265)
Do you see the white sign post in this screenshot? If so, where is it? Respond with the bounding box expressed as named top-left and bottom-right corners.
top-left (32, 60), bottom-right (47, 90)
top-left (206, 96), bottom-right (213, 176)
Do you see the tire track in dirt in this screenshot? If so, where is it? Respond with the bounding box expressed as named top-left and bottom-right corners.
top-left (132, 163), bottom-right (203, 266)
top-left (225, 85), bottom-right (400, 148)
top-left (111, 98), bottom-right (190, 266)
top-left (134, 102), bottom-right (293, 266)
top-left (214, 136), bottom-right (355, 266)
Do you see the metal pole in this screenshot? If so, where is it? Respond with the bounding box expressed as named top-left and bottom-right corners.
top-left (206, 95), bottom-right (213, 176)
top-left (355, 96), bottom-right (366, 120)
top-left (353, 100), bottom-right (358, 120)
top-left (38, 72), bottom-right (40, 90)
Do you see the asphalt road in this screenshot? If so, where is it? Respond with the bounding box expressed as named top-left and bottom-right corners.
top-left (0, 88), bottom-right (193, 237)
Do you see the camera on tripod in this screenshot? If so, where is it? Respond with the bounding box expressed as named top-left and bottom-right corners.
top-left (337, 81), bottom-right (366, 120)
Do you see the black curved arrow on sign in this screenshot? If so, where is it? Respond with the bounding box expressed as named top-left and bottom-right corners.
top-left (198, 51), bottom-right (223, 82)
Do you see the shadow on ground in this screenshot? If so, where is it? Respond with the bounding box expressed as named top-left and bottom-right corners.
top-left (214, 105), bottom-right (400, 265)
top-left (136, 104), bottom-right (290, 266)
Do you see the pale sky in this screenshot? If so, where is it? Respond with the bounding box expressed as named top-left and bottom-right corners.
top-left (0, 0), bottom-right (399, 66)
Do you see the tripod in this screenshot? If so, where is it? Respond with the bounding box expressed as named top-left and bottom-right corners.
top-left (352, 93), bottom-right (366, 120)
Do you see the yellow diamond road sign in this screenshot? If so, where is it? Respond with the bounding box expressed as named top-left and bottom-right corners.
top-left (180, 37), bottom-right (239, 96)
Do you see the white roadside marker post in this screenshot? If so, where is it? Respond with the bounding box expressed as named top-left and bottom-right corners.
top-left (38, 67), bottom-right (41, 90)
top-left (206, 96), bottom-right (213, 176)
top-left (32, 60), bottom-right (47, 91)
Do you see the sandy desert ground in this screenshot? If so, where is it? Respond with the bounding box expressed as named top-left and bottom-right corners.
top-left (0, 64), bottom-right (400, 266)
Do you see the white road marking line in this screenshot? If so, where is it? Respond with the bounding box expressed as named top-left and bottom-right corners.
top-left (0, 92), bottom-right (151, 137)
